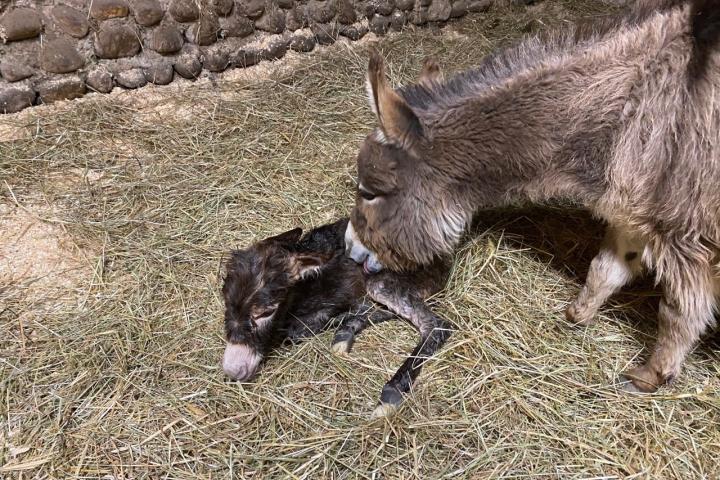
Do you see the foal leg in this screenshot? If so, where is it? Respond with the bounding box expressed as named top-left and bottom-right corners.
top-left (621, 256), bottom-right (716, 392)
top-left (566, 226), bottom-right (645, 326)
top-left (331, 299), bottom-right (396, 354)
top-left (365, 278), bottom-right (452, 419)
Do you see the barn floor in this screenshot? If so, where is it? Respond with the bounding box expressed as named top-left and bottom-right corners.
top-left (2, 1), bottom-right (720, 478)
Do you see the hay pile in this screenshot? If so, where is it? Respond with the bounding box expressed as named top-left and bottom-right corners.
top-left (2, 0), bottom-right (719, 477)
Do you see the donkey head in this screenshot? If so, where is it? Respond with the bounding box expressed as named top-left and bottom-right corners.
top-left (222, 228), bottom-right (329, 381)
top-left (346, 51), bottom-right (467, 272)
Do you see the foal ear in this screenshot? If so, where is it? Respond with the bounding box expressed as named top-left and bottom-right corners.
top-left (287, 252), bottom-right (331, 282)
top-left (366, 50), bottom-right (423, 145)
top-left (418, 56), bottom-right (442, 87)
top-left (265, 227), bottom-right (303, 246)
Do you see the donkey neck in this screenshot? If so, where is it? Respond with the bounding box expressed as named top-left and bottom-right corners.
top-left (425, 60), bottom-right (615, 214)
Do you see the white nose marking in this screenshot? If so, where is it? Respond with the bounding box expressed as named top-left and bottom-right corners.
top-left (223, 343), bottom-right (262, 381)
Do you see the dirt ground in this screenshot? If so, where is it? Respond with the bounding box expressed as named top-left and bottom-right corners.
top-left (1, 1), bottom-right (719, 478)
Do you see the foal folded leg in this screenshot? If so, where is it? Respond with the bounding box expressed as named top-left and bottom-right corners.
top-left (331, 299), bottom-right (396, 354)
top-left (365, 279), bottom-right (452, 418)
top-left (621, 249), bottom-right (716, 392)
top-left (566, 225), bottom-right (645, 326)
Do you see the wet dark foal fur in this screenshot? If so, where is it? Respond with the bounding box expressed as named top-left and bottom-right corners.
top-left (222, 218), bottom-right (450, 417)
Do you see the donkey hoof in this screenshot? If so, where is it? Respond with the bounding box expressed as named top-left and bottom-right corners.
top-left (616, 374), bottom-right (644, 393)
top-left (331, 340), bottom-right (352, 355)
top-left (370, 402), bottom-right (398, 420)
top-left (565, 303), bottom-right (596, 327)
top-left (618, 367), bottom-right (661, 393)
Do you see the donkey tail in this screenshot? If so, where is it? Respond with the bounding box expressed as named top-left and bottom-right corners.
top-left (689, 0), bottom-right (720, 79)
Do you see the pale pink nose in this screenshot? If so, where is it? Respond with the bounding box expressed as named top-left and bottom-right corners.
top-left (223, 343), bottom-right (262, 381)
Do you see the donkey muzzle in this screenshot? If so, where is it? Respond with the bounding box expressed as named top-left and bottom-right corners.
top-left (344, 221), bottom-right (384, 273)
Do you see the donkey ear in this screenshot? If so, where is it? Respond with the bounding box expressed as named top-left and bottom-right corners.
top-left (265, 227), bottom-right (302, 246)
top-left (418, 56), bottom-right (442, 87)
top-left (287, 252), bottom-right (331, 282)
top-left (366, 50), bottom-right (423, 145)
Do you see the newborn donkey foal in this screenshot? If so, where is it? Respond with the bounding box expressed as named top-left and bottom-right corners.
top-left (222, 218), bottom-right (451, 416)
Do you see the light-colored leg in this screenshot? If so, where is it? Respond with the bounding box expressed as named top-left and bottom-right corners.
top-left (566, 226), bottom-right (645, 326)
top-left (622, 261), bottom-right (716, 392)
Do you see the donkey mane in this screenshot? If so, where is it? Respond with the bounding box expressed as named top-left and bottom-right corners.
top-left (399, 0), bottom-right (702, 113)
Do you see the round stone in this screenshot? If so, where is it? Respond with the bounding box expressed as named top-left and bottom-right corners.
top-left (90, 0), bottom-right (130, 20)
top-left (411, 8), bottom-right (428, 25)
top-left (375, 0), bottom-right (394, 16)
top-left (86, 69), bottom-right (114, 93)
top-left (239, 0), bottom-right (265, 19)
top-left (450, 0), bottom-right (467, 17)
top-left (174, 54), bottom-right (202, 79)
top-left (95, 25), bottom-right (141, 59)
top-left (131, 0), bottom-right (164, 26)
top-left (37, 77), bottom-right (86, 104)
top-left (255, 8), bottom-right (285, 34)
top-left (289, 34), bottom-right (315, 52)
top-left (337, 0), bottom-right (356, 24)
top-left (220, 14), bottom-right (254, 37)
top-left (369, 14), bottom-right (390, 34)
top-left (390, 11), bottom-right (406, 30)
top-left (0, 59), bottom-right (34, 82)
top-left (50, 5), bottom-right (90, 38)
top-left (311, 22), bottom-right (338, 45)
top-left (339, 23), bottom-right (367, 40)
top-left (169, 0), bottom-right (200, 22)
top-left (203, 46), bottom-right (229, 72)
top-left (427, 0), bottom-right (451, 21)
top-left (285, 7), bottom-right (306, 31)
top-left (151, 24), bottom-right (184, 53)
top-left (395, 0), bottom-right (414, 11)
top-left (213, 0), bottom-right (234, 16)
top-left (0, 8), bottom-right (42, 42)
top-left (144, 62), bottom-right (174, 84)
top-left (186, 14), bottom-right (220, 45)
top-left (115, 68), bottom-right (147, 89)
top-left (0, 85), bottom-right (35, 113)
top-left (467, 0), bottom-right (491, 12)
top-left (234, 47), bottom-right (260, 68)
top-left (259, 38), bottom-right (287, 60)
top-left (308, 0), bottom-right (335, 24)
top-left (39, 38), bottom-right (84, 74)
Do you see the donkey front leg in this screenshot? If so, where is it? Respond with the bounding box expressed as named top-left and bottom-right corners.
top-left (620, 262), bottom-right (716, 393)
top-left (331, 299), bottom-right (396, 354)
top-left (566, 225), bottom-right (645, 326)
top-left (366, 280), bottom-right (452, 418)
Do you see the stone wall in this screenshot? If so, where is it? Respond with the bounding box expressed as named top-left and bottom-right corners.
top-left (0, 0), bottom-right (495, 114)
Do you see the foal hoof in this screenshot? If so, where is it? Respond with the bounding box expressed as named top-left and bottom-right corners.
top-left (565, 303), bottom-right (596, 327)
top-left (370, 402), bottom-right (398, 420)
top-left (370, 383), bottom-right (404, 419)
top-left (330, 331), bottom-right (354, 355)
top-left (331, 340), bottom-right (352, 355)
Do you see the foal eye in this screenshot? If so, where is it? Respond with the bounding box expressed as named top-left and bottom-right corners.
top-left (253, 308), bottom-right (276, 320)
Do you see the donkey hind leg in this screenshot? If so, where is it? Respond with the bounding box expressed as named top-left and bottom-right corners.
top-left (331, 299), bottom-right (396, 354)
top-left (620, 257), bottom-right (716, 393)
top-left (365, 280), bottom-right (452, 419)
top-left (566, 226), bottom-right (645, 326)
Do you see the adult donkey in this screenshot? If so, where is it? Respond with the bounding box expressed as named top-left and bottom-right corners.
top-left (345, 0), bottom-right (720, 393)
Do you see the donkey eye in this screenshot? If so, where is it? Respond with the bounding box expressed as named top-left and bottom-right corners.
top-left (359, 189), bottom-right (377, 201)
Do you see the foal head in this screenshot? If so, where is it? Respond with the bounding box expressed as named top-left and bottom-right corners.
top-left (346, 51), bottom-right (468, 272)
top-left (222, 228), bottom-right (328, 381)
